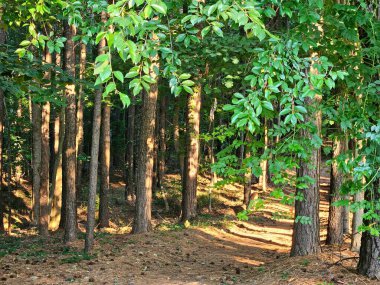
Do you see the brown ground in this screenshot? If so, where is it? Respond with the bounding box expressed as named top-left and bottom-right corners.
top-left (0, 170), bottom-right (377, 285)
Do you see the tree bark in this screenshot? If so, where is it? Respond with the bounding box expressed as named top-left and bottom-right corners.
top-left (290, 92), bottom-right (321, 256)
top-left (173, 97), bottom-right (184, 177)
top-left (326, 135), bottom-right (344, 245)
top-left (76, 43), bottom-right (86, 192)
top-left (260, 118), bottom-right (268, 192)
top-left (85, 11), bottom-right (106, 252)
top-left (357, 179), bottom-right (380, 279)
top-left (132, 54), bottom-right (159, 234)
top-left (158, 94), bottom-right (167, 189)
top-left (352, 138), bottom-right (365, 251)
top-left (39, 46), bottom-right (52, 236)
top-left (32, 102), bottom-right (42, 227)
top-left (50, 108), bottom-right (64, 230)
top-left (126, 97), bottom-right (135, 202)
top-left (63, 22), bottom-right (77, 243)
top-left (99, 103), bottom-right (110, 228)
top-left (181, 84), bottom-right (202, 222)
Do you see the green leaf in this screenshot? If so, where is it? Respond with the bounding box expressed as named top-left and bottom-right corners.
top-left (103, 82), bottom-right (116, 97)
top-left (119, 92), bottom-right (131, 108)
top-left (151, 2), bottom-right (167, 15)
top-left (179, 73), bottom-right (191, 80)
top-left (262, 101), bottom-right (274, 111)
top-left (114, 71), bottom-right (124, 83)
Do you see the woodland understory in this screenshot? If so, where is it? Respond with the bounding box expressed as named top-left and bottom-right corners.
top-left (0, 0), bottom-right (379, 284)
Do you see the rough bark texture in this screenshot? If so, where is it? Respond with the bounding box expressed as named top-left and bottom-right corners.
top-left (181, 84), bottom-right (201, 222)
top-left (260, 118), bottom-right (268, 192)
top-left (126, 98), bottom-right (135, 202)
top-left (158, 94), bottom-right (167, 189)
top-left (32, 102), bottom-right (42, 227)
top-left (99, 104), bottom-right (110, 228)
top-left (85, 12), bottom-right (106, 252)
top-left (133, 56), bottom-right (159, 234)
top-left (50, 109), bottom-right (64, 230)
top-left (63, 22), bottom-right (77, 243)
top-left (173, 97), bottom-right (184, 177)
top-left (357, 179), bottom-right (380, 279)
top-left (326, 135), bottom-right (344, 245)
top-left (76, 43), bottom-right (86, 192)
top-left (39, 47), bottom-right (52, 236)
top-left (290, 94), bottom-right (321, 256)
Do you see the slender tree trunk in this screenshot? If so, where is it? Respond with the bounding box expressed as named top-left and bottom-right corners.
top-left (158, 94), bottom-right (167, 189)
top-left (76, 43), bottom-right (86, 192)
top-left (133, 53), bottom-right (159, 234)
top-left (85, 11), bottom-right (106, 252)
top-left (357, 178), bottom-right (380, 279)
top-left (32, 102), bottom-right (42, 227)
top-left (39, 47), bottom-right (52, 236)
top-left (181, 83), bottom-right (202, 222)
top-left (290, 70), bottom-right (322, 258)
top-left (99, 103), bottom-right (110, 228)
top-left (260, 118), bottom-right (268, 192)
top-left (173, 97), bottom-right (184, 177)
top-left (63, 22), bottom-right (77, 243)
top-left (126, 97), bottom-right (135, 202)
top-left (326, 135), bottom-right (344, 245)
top-left (50, 109), bottom-right (64, 230)
top-left (352, 138), bottom-right (365, 251)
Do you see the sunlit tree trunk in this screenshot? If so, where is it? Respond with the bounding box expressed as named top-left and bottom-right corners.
top-left (133, 50), bottom-right (159, 234)
top-left (99, 103), bottom-right (110, 228)
top-left (326, 135), bottom-right (344, 245)
top-left (259, 118), bottom-right (268, 192)
top-left (351, 138), bottom-right (365, 251)
top-left (63, 22), bottom-right (77, 243)
top-left (181, 84), bottom-right (202, 222)
top-left (76, 43), bottom-right (86, 193)
top-left (39, 46), bottom-right (52, 236)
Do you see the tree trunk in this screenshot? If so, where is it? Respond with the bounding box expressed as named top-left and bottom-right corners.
top-left (76, 43), bottom-right (86, 192)
top-left (181, 84), bottom-right (202, 222)
top-left (50, 108), bottom-right (64, 230)
top-left (133, 54), bottom-right (159, 234)
top-left (32, 102), bottom-right (42, 227)
top-left (357, 179), bottom-right (380, 279)
top-left (290, 93), bottom-right (321, 256)
top-left (326, 135), bottom-right (344, 245)
top-left (85, 11), bottom-right (106, 252)
top-left (158, 94), bottom-right (167, 189)
top-left (63, 22), bottom-right (77, 243)
top-left (260, 118), bottom-right (268, 192)
top-left (126, 97), bottom-right (135, 202)
top-left (352, 138), bottom-right (365, 251)
top-left (173, 97), bottom-right (184, 177)
top-left (99, 103), bottom-right (110, 228)
top-left (39, 47), bottom-right (52, 236)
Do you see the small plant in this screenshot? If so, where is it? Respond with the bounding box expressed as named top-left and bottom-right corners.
top-left (281, 271), bottom-right (290, 280)
top-left (300, 258), bottom-right (310, 267)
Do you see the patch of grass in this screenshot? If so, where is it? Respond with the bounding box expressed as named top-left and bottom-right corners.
top-left (157, 222), bottom-right (185, 232)
top-left (257, 266), bottom-right (266, 272)
top-left (280, 271), bottom-right (290, 280)
top-left (300, 258), bottom-right (310, 267)
top-left (60, 250), bottom-right (94, 264)
top-left (0, 237), bottom-right (22, 257)
top-left (20, 249), bottom-right (47, 258)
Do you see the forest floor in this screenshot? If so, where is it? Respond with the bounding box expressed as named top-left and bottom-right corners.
top-left (0, 169), bottom-right (377, 285)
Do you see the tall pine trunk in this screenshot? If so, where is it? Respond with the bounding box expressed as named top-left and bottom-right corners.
top-left (133, 53), bottom-right (159, 234)
top-left (63, 22), bottom-right (77, 243)
top-left (181, 84), bottom-right (201, 222)
top-left (39, 46), bottom-right (52, 236)
top-left (85, 11), bottom-right (106, 252)
top-left (32, 102), bottom-right (42, 227)
top-left (99, 103), bottom-right (110, 228)
top-left (0, 26), bottom-right (5, 232)
top-left (326, 135), bottom-right (344, 245)
top-left (76, 43), bottom-right (86, 192)
top-left (290, 58), bottom-right (322, 256)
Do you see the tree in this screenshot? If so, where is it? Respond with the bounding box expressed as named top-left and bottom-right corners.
top-left (63, 21), bottom-right (77, 243)
top-left (39, 46), bottom-right (52, 236)
top-left (85, 10), bottom-right (106, 252)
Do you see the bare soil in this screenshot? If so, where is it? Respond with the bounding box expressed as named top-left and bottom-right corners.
top-left (0, 171), bottom-right (377, 285)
